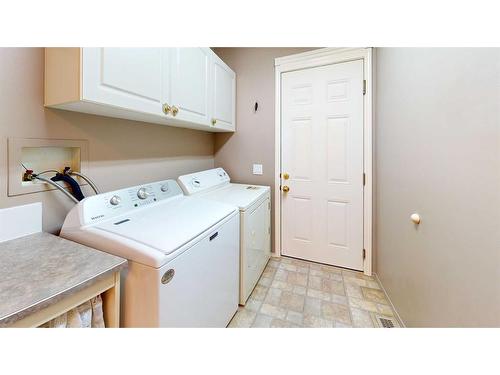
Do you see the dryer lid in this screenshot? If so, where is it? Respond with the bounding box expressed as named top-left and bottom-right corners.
top-left (178, 168), bottom-right (230, 195)
top-left (93, 196), bottom-right (237, 255)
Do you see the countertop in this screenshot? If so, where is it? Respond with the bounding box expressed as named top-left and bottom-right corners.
top-left (0, 232), bottom-right (127, 327)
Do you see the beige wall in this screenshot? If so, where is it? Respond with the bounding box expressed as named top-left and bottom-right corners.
top-left (0, 48), bottom-right (214, 233)
top-left (212, 47), bottom-right (316, 249)
top-left (375, 48), bottom-right (500, 327)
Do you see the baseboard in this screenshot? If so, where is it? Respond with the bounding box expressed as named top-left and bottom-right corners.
top-left (374, 272), bottom-right (406, 328)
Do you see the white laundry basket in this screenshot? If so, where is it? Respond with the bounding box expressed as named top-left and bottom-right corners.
top-left (40, 295), bottom-right (105, 328)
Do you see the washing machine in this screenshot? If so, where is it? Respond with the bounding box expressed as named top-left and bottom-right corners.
top-left (178, 168), bottom-right (271, 305)
top-left (60, 179), bottom-right (240, 327)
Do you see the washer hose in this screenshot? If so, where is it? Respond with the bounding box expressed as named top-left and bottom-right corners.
top-left (51, 173), bottom-right (85, 201)
top-left (32, 175), bottom-right (79, 204)
top-left (67, 170), bottom-right (100, 194)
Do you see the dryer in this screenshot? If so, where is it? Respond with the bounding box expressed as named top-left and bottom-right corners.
top-left (178, 168), bottom-right (271, 305)
top-left (60, 179), bottom-right (240, 327)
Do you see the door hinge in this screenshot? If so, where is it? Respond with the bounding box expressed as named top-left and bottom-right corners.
top-left (268, 201), bottom-right (271, 210)
top-left (363, 80), bottom-right (367, 95)
top-left (363, 173), bottom-right (366, 186)
top-left (363, 249), bottom-right (366, 260)
top-left (268, 227), bottom-right (271, 235)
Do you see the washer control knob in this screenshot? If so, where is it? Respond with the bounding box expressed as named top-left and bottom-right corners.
top-left (137, 188), bottom-right (149, 200)
top-left (109, 195), bottom-right (121, 206)
top-left (160, 184), bottom-right (169, 192)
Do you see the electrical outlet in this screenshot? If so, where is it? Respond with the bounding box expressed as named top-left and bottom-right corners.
top-left (253, 164), bottom-right (263, 175)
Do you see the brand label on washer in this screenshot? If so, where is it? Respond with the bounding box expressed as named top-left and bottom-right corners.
top-left (161, 269), bottom-right (175, 284)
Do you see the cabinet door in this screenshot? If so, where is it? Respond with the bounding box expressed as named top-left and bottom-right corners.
top-left (168, 48), bottom-right (211, 126)
top-left (82, 48), bottom-right (164, 116)
top-left (211, 53), bottom-right (236, 131)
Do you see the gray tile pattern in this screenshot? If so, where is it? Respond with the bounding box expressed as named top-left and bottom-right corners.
top-left (229, 256), bottom-right (399, 328)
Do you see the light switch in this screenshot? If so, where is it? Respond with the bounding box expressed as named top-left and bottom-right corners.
top-left (253, 164), bottom-right (263, 175)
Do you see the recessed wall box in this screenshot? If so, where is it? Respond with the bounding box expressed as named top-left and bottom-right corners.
top-left (8, 138), bottom-right (89, 197)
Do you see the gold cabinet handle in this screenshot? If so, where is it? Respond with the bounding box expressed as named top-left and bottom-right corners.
top-left (162, 103), bottom-right (171, 115)
top-left (282, 185), bottom-right (290, 193)
top-left (211, 118), bottom-right (217, 126)
top-left (172, 106), bottom-right (179, 116)
top-left (283, 173), bottom-right (290, 180)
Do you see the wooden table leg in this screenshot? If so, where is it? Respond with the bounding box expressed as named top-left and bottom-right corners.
top-left (102, 271), bottom-right (121, 328)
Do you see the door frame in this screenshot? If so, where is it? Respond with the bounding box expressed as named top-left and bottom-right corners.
top-left (274, 47), bottom-right (374, 276)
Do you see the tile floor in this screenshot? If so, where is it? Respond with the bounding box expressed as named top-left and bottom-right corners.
top-left (228, 256), bottom-right (400, 328)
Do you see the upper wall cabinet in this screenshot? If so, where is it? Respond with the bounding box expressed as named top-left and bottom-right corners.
top-left (44, 48), bottom-right (236, 132)
top-left (168, 48), bottom-right (211, 126)
top-left (211, 53), bottom-right (236, 131)
top-left (83, 48), bottom-right (164, 116)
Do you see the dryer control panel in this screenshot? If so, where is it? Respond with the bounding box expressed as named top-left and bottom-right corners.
top-left (74, 179), bottom-right (184, 226)
top-left (177, 168), bottom-right (230, 195)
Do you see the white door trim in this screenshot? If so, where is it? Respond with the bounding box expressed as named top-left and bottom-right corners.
top-left (274, 47), bottom-right (373, 276)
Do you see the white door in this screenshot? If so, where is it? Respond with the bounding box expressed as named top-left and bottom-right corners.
top-left (168, 48), bottom-right (211, 125)
top-left (281, 60), bottom-right (364, 270)
top-left (82, 48), bottom-right (164, 116)
top-left (211, 53), bottom-right (236, 131)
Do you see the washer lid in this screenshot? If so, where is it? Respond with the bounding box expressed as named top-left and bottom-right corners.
top-left (199, 183), bottom-right (270, 210)
top-left (93, 196), bottom-right (237, 256)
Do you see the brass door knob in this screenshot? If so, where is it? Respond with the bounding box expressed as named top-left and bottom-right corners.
top-left (211, 118), bottom-right (217, 126)
top-left (283, 173), bottom-right (290, 180)
top-left (162, 103), bottom-right (171, 115)
top-left (172, 106), bottom-right (179, 116)
top-left (282, 186), bottom-right (290, 193)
